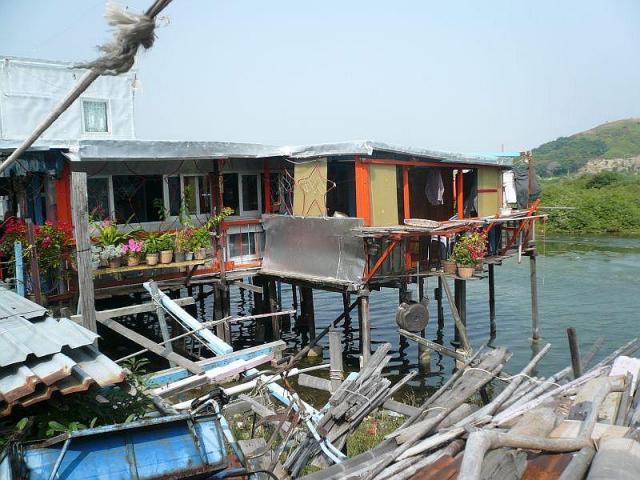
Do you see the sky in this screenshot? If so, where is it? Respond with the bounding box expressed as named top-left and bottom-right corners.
top-left (1, 0), bottom-right (639, 153)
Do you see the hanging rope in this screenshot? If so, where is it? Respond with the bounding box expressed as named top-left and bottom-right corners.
top-left (0, 0), bottom-right (173, 176)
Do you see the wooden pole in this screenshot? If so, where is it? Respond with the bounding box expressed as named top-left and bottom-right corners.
top-left (359, 289), bottom-right (371, 365)
top-left (488, 263), bottom-right (496, 338)
top-left (214, 283), bottom-right (231, 343)
top-left (329, 327), bottom-right (343, 392)
top-left (71, 171), bottom-right (97, 332)
top-left (436, 276), bottom-right (444, 332)
top-left (25, 219), bottom-right (42, 304)
top-left (300, 286), bottom-right (316, 341)
top-left (530, 250), bottom-right (540, 342)
top-left (566, 327), bottom-right (582, 378)
top-left (268, 280), bottom-right (281, 340)
top-left (454, 278), bottom-right (466, 345)
top-left (342, 291), bottom-right (351, 327)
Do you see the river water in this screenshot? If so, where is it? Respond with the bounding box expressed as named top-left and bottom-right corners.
top-left (100, 236), bottom-right (639, 402)
top-left (215, 235), bottom-right (640, 399)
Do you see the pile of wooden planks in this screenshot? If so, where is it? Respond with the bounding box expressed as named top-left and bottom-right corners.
top-left (296, 338), bottom-right (640, 480)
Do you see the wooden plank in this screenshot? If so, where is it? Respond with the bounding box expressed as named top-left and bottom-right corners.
top-left (94, 259), bottom-right (207, 277)
top-left (71, 171), bottom-right (96, 332)
top-left (399, 329), bottom-right (466, 362)
top-left (70, 297), bottom-right (195, 324)
top-left (146, 340), bottom-right (287, 386)
top-left (383, 399), bottom-right (420, 417)
top-left (233, 280), bottom-right (263, 294)
top-left (298, 373), bottom-right (332, 392)
top-left (98, 316), bottom-right (204, 375)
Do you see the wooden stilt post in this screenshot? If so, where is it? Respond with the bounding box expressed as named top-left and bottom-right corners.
top-left (253, 277), bottom-right (266, 342)
top-left (359, 289), bottom-right (371, 365)
top-left (488, 263), bottom-right (496, 338)
top-left (418, 275), bottom-right (424, 303)
top-left (567, 327), bottom-right (582, 378)
top-left (436, 276), bottom-right (445, 333)
top-left (71, 171), bottom-right (96, 332)
top-left (453, 279), bottom-right (466, 346)
top-left (300, 286), bottom-right (316, 341)
top-left (328, 327), bottom-right (343, 392)
top-left (416, 275), bottom-right (430, 369)
top-left (530, 249), bottom-right (540, 342)
top-left (267, 280), bottom-right (280, 340)
top-left (291, 283), bottom-right (299, 312)
top-left (342, 291), bottom-right (351, 328)
top-left (214, 282), bottom-right (231, 343)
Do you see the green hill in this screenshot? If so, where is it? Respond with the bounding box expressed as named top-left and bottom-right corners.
top-left (533, 118), bottom-right (640, 176)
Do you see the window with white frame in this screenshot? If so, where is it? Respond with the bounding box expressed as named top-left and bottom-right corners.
top-left (226, 226), bottom-right (264, 261)
top-left (222, 172), bottom-right (261, 216)
top-left (82, 100), bottom-right (109, 133)
top-left (165, 174), bottom-right (212, 217)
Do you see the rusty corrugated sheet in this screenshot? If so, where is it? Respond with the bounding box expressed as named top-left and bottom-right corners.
top-left (0, 285), bottom-right (124, 416)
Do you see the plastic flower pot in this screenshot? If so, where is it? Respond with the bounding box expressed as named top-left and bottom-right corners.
top-left (442, 259), bottom-right (457, 275)
top-left (185, 251), bottom-right (194, 261)
top-left (146, 253), bottom-right (159, 266)
top-left (457, 265), bottom-right (474, 279)
top-left (160, 250), bottom-right (173, 264)
top-left (475, 259), bottom-right (484, 272)
top-left (174, 251), bottom-right (186, 263)
top-left (127, 256), bottom-right (140, 267)
top-left (194, 248), bottom-right (207, 260)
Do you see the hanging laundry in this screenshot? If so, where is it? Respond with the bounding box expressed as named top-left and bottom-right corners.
top-left (502, 170), bottom-right (517, 205)
top-left (425, 169), bottom-right (444, 205)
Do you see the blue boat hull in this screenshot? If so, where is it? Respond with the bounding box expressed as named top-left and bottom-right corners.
top-left (2, 414), bottom-right (227, 479)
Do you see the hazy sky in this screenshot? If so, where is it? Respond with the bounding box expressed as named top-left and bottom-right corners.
top-left (2, 0), bottom-right (639, 153)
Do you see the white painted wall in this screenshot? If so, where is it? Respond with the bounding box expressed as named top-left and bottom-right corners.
top-left (0, 57), bottom-right (136, 141)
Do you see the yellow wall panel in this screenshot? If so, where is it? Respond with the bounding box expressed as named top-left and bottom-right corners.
top-left (477, 167), bottom-right (501, 217)
top-left (293, 158), bottom-right (327, 216)
top-left (369, 164), bottom-right (399, 226)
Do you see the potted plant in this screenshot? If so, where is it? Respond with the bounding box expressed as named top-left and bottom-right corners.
top-left (442, 257), bottom-right (457, 275)
top-left (100, 244), bottom-right (126, 268)
top-left (158, 233), bottom-right (174, 264)
top-left (174, 228), bottom-right (193, 263)
top-left (190, 226), bottom-right (210, 261)
top-left (122, 238), bottom-right (144, 266)
top-left (453, 235), bottom-right (476, 279)
top-left (468, 231), bottom-right (488, 272)
top-left (143, 234), bottom-right (162, 266)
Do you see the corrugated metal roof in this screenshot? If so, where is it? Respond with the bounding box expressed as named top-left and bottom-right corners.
top-left (0, 285), bottom-right (125, 416)
top-left (2, 138), bottom-right (512, 167)
top-left (60, 139), bottom-right (511, 167)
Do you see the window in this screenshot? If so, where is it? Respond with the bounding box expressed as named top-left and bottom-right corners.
top-left (165, 175), bottom-right (211, 217)
top-left (87, 177), bottom-right (112, 220)
top-left (222, 172), bottom-right (262, 216)
top-left (228, 232), bottom-right (256, 258)
top-left (82, 100), bottom-right (109, 133)
top-left (112, 175), bottom-right (163, 223)
top-left (241, 174), bottom-right (259, 212)
top-left (223, 173), bottom-right (239, 213)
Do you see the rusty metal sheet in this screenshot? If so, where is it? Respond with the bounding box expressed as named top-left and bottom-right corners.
top-left (0, 287), bottom-right (124, 415)
top-left (260, 215), bottom-right (365, 288)
top-left (412, 454), bottom-right (460, 480)
top-left (522, 452), bottom-right (573, 480)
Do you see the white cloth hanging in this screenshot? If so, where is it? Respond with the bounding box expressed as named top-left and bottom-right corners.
top-left (502, 170), bottom-right (517, 205)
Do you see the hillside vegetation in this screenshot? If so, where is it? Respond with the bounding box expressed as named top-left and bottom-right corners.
top-left (541, 172), bottom-right (640, 234)
top-left (534, 119), bottom-right (640, 176)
